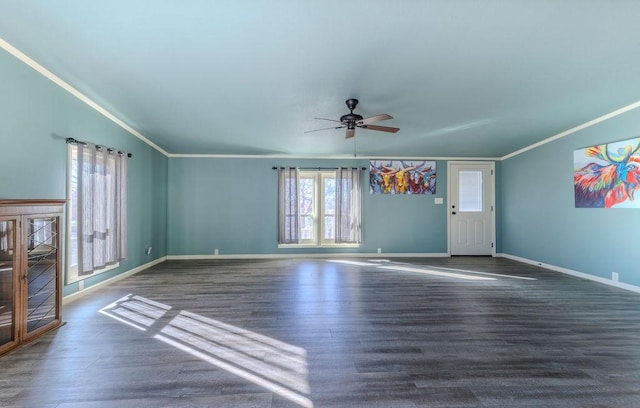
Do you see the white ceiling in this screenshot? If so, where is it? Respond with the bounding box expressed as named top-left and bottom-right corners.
top-left (1, 1), bottom-right (640, 157)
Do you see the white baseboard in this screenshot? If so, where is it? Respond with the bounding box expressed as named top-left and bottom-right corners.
top-left (62, 256), bottom-right (168, 305)
top-left (61, 253), bottom-right (640, 304)
top-left (497, 253), bottom-right (640, 294)
top-left (167, 252), bottom-right (450, 261)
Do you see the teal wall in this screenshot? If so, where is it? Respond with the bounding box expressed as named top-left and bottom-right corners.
top-left (0, 48), bottom-right (168, 296)
top-left (167, 158), bottom-right (448, 255)
top-left (501, 108), bottom-right (640, 286)
top-left (11, 28), bottom-right (638, 293)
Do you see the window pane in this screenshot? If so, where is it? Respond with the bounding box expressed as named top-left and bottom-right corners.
top-left (299, 178), bottom-right (314, 216)
top-left (323, 177), bottom-right (335, 241)
top-left (459, 170), bottom-right (483, 212)
top-left (324, 215), bottom-right (334, 240)
top-left (324, 178), bottom-right (335, 215)
top-left (300, 216), bottom-right (314, 240)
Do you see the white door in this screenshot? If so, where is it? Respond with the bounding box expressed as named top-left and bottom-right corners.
top-left (448, 162), bottom-right (495, 256)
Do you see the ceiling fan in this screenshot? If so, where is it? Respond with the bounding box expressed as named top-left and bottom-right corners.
top-left (306, 99), bottom-right (400, 139)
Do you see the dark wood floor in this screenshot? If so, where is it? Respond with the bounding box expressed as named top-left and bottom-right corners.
top-left (2, 257), bottom-right (640, 407)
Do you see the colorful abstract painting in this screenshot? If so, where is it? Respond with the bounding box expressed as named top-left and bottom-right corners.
top-left (574, 136), bottom-right (640, 208)
top-left (370, 160), bottom-right (436, 194)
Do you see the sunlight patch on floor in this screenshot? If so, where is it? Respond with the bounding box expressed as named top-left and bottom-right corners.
top-left (327, 260), bottom-right (375, 266)
top-left (328, 259), bottom-right (536, 281)
top-left (427, 265), bottom-right (536, 280)
top-left (99, 295), bottom-right (313, 408)
top-left (99, 294), bottom-right (171, 331)
top-left (377, 265), bottom-right (495, 280)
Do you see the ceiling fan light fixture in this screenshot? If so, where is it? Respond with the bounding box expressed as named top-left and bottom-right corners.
top-left (340, 113), bottom-right (363, 123)
top-left (306, 99), bottom-right (399, 138)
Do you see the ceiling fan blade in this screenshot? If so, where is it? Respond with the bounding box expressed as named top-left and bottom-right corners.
top-left (304, 125), bottom-right (345, 134)
top-left (345, 128), bottom-right (356, 139)
top-left (360, 124), bottom-right (400, 133)
top-left (314, 117), bottom-right (343, 123)
top-left (358, 114), bottom-right (393, 125)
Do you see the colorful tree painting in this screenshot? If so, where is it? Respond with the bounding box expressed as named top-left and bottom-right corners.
top-left (574, 136), bottom-right (640, 208)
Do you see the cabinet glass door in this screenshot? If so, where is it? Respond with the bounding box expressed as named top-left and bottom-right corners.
top-left (25, 216), bottom-right (60, 336)
top-left (0, 219), bottom-right (17, 351)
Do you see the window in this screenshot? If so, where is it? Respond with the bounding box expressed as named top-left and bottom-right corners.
top-left (458, 170), bottom-right (483, 212)
top-left (67, 143), bottom-right (128, 284)
top-left (298, 172), bottom-right (336, 245)
top-left (278, 168), bottom-right (361, 247)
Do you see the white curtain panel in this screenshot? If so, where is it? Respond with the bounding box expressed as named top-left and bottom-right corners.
top-left (277, 167), bottom-right (300, 244)
top-left (73, 143), bottom-right (128, 275)
top-left (335, 168), bottom-right (362, 244)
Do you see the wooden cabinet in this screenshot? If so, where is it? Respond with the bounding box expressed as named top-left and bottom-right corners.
top-left (0, 199), bottom-right (65, 356)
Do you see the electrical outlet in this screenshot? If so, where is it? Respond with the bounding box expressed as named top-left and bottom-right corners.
top-left (612, 272), bottom-right (619, 282)
top-left (146, 246), bottom-right (152, 255)
top-left (377, 248), bottom-right (382, 254)
top-left (214, 249), bottom-right (219, 255)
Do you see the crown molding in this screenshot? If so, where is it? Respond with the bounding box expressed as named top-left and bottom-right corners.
top-left (167, 153), bottom-right (500, 161)
top-left (501, 100), bottom-right (640, 161)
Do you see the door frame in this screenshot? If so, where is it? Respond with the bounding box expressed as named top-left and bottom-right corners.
top-left (447, 161), bottom-right (496, 257)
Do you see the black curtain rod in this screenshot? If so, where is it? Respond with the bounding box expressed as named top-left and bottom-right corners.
top-left (66, 137), bottom-right (133, 158)
top-left (272, 166), bottom-right (366, 171)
